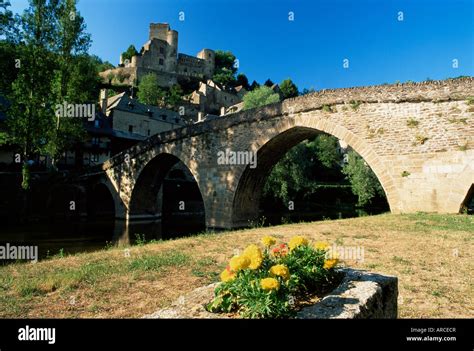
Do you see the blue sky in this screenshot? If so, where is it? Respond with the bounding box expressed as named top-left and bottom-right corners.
top-left (10, 0), bottom-right (474, 90)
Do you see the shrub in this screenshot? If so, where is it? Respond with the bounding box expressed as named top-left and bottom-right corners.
top-left (242, 86), bottom-right (280, 110)
top-left (206, 236), bottom-right (339, 318)
top-left (349, 100), bottom-right (361, 111)
top-left (406, 118), bottom-right (419, 128)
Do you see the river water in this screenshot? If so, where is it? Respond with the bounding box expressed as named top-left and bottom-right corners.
top-left (0, 205), bottom-right (387, 261)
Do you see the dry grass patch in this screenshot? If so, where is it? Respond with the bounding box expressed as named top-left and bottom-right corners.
top-left (0, 213), bottom-right (472, 318)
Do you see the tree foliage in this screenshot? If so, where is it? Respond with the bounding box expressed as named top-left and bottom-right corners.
top-left (214, 50), bottom-right (237, 74)
top-left (249, 80), bottom-right (260, 91)
top-left (137, 73), bottom-right (161, 105)
top-left (0, 0), bottom-right (19, 42)
top-left (242, 86), bottom-right (279, 110)
top-left (263, 135), bottom-right (343, 204)
top-left (263, 136), bottom-right (387, 208)
top-left (121, 44), bottom-right (138, 63)
top-left (137, 73), bottom-right (183, 109)
top-left (264, 79), bottom-right (274, 87)
top-left (342, 151), bottom-right (385, 206)
top-left (90, 54), bottom-right (114, 72)
top-left (279, 78), bottom-right (299, 99)
top-left (1, 0), bottom-right (99, 187)
top-left (213, 50), bottom-right (238, 86)
top-left (236, 73), bottom-right (249, 89)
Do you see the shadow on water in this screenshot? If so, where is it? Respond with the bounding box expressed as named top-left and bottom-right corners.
top-left (0, 213), bottom-right (205, 262)
top-left (0, 183), bottom-right (389, 262)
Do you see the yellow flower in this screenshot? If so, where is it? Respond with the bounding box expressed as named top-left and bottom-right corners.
top-left (242, 245), bottom-right (263, 270)
top-left (220, 268), bottom-right (236, 282)
top-left (288, 236), bottom-right (308, 251)
top-left (323, 258), bottom-right (338, 270)
top-left (229, 255), bottom-right (250, 271)
top-left (261, 236), bottom-right (277, 247)
top-left (260, 277), bottom-right (280, 291)
top-left (269, 264), bottom-right (290, 281)
top-left (314, 241), bottom-right (330, 251)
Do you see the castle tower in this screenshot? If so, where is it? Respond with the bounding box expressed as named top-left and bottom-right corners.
top-left (197, 49), bottom-right (215, 79)
top-left (149, 23), bottom-right (178, 73)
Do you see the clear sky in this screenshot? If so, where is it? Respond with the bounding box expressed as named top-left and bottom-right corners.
top-left (10, 0), bottom-right (474, 90)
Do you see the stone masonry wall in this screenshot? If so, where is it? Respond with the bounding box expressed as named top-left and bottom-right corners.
top-left (103, 78), bottom-right (474, 228)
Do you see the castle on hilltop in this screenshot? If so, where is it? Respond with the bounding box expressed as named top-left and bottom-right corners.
top-left (100, 23), bottom-right (216, 87)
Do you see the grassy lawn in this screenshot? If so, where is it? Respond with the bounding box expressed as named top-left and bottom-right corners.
top-left (0, 213), bottom-right (472, 318)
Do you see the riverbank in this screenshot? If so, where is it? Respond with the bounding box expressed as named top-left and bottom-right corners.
top-left (0, 213), bottom-right (472, 318)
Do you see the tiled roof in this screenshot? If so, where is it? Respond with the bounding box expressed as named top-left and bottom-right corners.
top-left (105, 93), bottom-right (185, 124)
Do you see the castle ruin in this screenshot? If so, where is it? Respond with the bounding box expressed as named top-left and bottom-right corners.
top-left (100, 23), bottom-right (216, 87)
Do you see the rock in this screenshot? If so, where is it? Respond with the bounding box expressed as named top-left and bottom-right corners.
top-left (143, 269), bottom-right (398, 319)
top-left (296, 268), bottom-right (398, 319)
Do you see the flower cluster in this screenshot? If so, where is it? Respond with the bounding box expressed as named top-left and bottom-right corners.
top-left (209, 235), bottom-right (340, 318)
top-left (288, 236), bottom-right (308, 251)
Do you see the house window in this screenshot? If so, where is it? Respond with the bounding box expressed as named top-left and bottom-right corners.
top-left (94, 120), bottom-right (100, 128)
top-left (147, 129), bottom-right (151, 136)
top-left (161, 114), bottom-right (167, 120)
top-left (159, 58), bottom-right (164, 65)
top-left (160, 47), bottom-right (164, 54)
top-left (208, 53), bottom-right (211, 58)
top-left (184, 68), bottom-right (187, 73)
top-left (128, 125), bottom-right (133, 133)
top-left (92, 137), bottom-right (99, 145)
top-left (91, 154), bottom-right (99, 162)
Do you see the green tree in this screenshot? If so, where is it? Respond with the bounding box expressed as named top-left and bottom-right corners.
top-left (0, 41), bottom-right (18, 96)
top-left (137, 73), bottom-right (162, 105)
top-left (242, 86), bottom-right (279, 110)
top-left (342, 151), bottom-right (385, 206)
top-left (212, 68), bottom-right (235, 86)
top-left (249, 80), bottom-right (260, 91)
top-left (236, 73), bottom-right (249, 89)
top-left (1, 0), bottom-right (98, 187)
top-left (90, 54), bottom-right (114, 72)
top-left (264, 79), bottom-right (274, 87)
top-left (6, 44), bottom-right (56, 188)
top-left (263, 135), bottom-right (343, 204)
top-left (3, 0), bottom-right (61, 187)
top-left (213, 50), bottom-right (237, 86)
top-left (314, 134), bottom-right (340, 168)
top-left (279, 78), bottom-right (298, 99)
top-left (121, 44), bottom-right (138, 63)
top-left (48, 0), bottom-right (92, 168)
top-left (167, 84), bottom-right (183, 108)
top-left (137, 75), bottom-right (183, 108)
top-left (0, 1), bottom-right (18, 95)
top-left (214, 50), bottom-right (237, 74)
top-left (0, 0), bottom-right (18, 42)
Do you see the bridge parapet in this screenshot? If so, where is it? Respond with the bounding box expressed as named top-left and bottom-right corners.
top-left (97, 78), bottom-right (473, 228)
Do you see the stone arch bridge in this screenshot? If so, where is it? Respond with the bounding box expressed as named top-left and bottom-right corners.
top-left (80, 78), bottom-right (474, 229)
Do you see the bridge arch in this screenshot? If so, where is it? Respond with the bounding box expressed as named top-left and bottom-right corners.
top-left (46, 183), bottom-right (87, 220)
top-left (231, 119), bottom-right (398, 227)
top-left (460, 183), bottom-right (474, 214)
top-left (86, 182), bottom-right (116, 219)
top-left (128, 152), bottom-right (206, 222)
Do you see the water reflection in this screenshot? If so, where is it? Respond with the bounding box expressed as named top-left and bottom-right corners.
top-left (0, 206), bottom-right (386, 262)
top-left (0, 213), bottom-right (205, 261)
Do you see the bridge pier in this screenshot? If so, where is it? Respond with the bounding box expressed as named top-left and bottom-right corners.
top-left (98, 78), bottom-right (473, 232)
